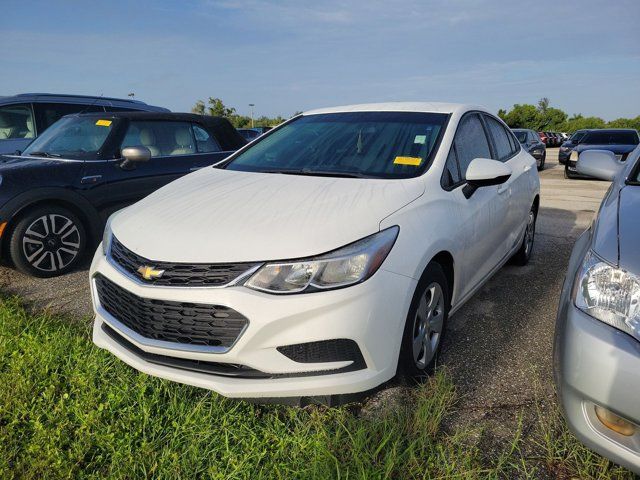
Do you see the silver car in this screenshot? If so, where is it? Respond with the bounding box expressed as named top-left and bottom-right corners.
top-left (554, 146), bottom-right (640, 474)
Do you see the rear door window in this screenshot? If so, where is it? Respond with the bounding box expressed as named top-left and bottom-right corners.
top-left (192, 124), bottom-right (221, 153)
top-left (121, 121), bottom-right (197, 157)
top-left (0, 103), bottom-right (36, 139)
top-left (453, 114), bottom-right (492, 180)
top-left (485, 115), bottom-right (515, 161)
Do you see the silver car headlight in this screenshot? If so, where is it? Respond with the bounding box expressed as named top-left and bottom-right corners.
top-left (570, 150), bottom-right (579, 161)
top-left (574, 251), bottom-right (640, 341)
top-left (245, 226), bottom-right (399, 294)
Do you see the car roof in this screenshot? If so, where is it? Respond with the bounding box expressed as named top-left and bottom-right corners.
top-left (303, 102), bottom-right (487, 116)
top-left (0, 93), bottom-right (169, 112)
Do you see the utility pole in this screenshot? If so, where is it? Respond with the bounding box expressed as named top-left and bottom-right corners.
top-left (249, 103), bottom-right (255, 128)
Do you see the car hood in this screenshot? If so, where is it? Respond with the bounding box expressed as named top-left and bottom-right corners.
top-left (111, 167), bottom-right (425, 263)
top-left (576, 144), bottom-right (638, 155)
top-left (617, 186), bottom-right (640, 273)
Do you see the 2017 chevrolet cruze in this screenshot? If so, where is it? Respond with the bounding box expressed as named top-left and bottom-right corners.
top-left (91, 103), bottom-right (540, 404)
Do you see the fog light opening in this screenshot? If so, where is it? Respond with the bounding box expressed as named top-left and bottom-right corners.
top-left (594, 405), bottom-right (637, 437)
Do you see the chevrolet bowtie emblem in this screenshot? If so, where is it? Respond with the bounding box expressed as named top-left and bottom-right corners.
top-left (137, 265), bottom-right (165, 280)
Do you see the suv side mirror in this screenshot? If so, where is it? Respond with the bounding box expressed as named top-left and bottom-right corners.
top-left (576, 150), bottom-right (622, 181)
top-left (463, 158), bottom-right (512, 199)
top-left (120, 146), bottom-right (151, 169)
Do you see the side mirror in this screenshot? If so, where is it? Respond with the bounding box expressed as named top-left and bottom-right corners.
top-left (120, 146), bottom-right (151, 169)
top-left (463, 158), bottom-right (512, 199)
top-left (576, 150), bottom-right (622, 181)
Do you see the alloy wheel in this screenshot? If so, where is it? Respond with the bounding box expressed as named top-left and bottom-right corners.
top-left (22, 214), bottom-right (81, 272)
top-left (412, 282), bottom-right (445, 370)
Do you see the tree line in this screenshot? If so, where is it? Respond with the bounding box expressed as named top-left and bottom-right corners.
top-left (191, 97), bottom-right (293, 129)
top-left (498, 98), bottom-right (640, 133)
top-left (192, 97), bottom-right (639, 134)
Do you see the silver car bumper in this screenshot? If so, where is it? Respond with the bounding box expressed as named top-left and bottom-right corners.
top-left (555, 233), bottom-right (640, 474)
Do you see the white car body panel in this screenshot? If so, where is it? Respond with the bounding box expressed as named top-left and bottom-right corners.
top-left (92, 102), bottom-right (540, 399)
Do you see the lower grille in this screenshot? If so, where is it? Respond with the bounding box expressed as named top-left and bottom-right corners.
top-left (95, 274), bottom-right (248, 348)
top-left (277, 339), bottom-right (366, 371)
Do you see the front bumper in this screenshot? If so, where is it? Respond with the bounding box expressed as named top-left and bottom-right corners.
top-left (555, 255), bottom-right (640, 473)
top-left (90, 247), bottom-right (417, 399)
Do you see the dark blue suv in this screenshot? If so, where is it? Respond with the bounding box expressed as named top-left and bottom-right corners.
top-left (0, 93), bottom-right (169, 155)
top-left (0, 111), bottom-right (246, 277)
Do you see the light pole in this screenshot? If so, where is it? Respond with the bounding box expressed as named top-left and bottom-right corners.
top-left (249, 103), bottom-right (255, 128)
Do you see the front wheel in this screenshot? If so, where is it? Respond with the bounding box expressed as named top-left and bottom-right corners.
top-left (397, 262), bottom-right (449, 382)
top-left (512, 206), bottom-right (537, 266)
top-left (9, 206), bottom-right (87, 277)
top-left (537, 152), bottom-right (546, 171)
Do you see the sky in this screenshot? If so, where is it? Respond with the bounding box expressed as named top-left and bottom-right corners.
top-left (2, 0), bottom-right (639, 120)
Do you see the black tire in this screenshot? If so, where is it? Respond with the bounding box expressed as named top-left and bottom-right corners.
top-left (537, 152), bottom-right (546, 171)
top-left (9, 206), bottom-right (86, 277)
top-left (512, 204), bottom-right (537, 266)
top-left (396, 262), bottom-right (449, 382)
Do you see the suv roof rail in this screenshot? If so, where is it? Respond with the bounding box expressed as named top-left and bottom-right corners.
top-left (15, 93), bottom-right (148, 105)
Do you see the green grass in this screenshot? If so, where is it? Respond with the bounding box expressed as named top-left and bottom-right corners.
top-left (0, 297), bottom-right (634, 479)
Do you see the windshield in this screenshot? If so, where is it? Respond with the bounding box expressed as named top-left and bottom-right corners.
top-left (580, 130), bottom-right (639, 146)
top-left (22, 116), bottom-right (117, 159)
top-left (514, 131), bottom-right (527, 143)
top-left (224, 112), bottom-right (448, 178)
top-left (570, 130), bottom-right (587, 143)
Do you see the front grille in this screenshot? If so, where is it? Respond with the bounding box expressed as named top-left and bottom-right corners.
top-left (109, 236), bottom-right (260, 287)
top-left (95, 274), bottom-right (248, 348)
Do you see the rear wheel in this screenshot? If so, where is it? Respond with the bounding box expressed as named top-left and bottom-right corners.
top-left (9, 206), bottom-right (86, 277)
top-left (537, 152), bottom-right (546, 171)
top-left (397, 262), bottom-right (449, 382)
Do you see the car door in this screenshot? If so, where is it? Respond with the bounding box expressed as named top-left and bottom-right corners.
top-left (442, 113), bottom-right (511, 298)
top-left (79, 119), bottom-right (215, 220)
top-left (483, 114), bottom-right (533, 252)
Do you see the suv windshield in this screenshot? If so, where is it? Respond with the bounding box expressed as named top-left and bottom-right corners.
top-left (570, 130), bottom-right (587, 143)
top-left (22, 116), bottom-right (117, 159)
top-left (514, 131), bottom-right (527, 143)
top-left (224, 112), bottom-right (448, 178)
top-left (580, 130), bottom-right (639, 146)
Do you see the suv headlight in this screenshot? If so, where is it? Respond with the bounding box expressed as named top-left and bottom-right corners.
top-left (570, 150), bottom-right (579, 161)
top-left (245, 226), bottom-right (399, 294)
top-left (574, 251), bottom-right (640, 341)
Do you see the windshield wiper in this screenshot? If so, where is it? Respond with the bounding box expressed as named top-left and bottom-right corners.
top-left (27, 151), bottom-right (61, 158)
top-left (263, 168), bottom-right (366, 178)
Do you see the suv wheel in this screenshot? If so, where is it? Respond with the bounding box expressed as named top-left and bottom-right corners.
top-left (9, 206), bottom-right (86, 277)
top-left (538, 152), bottom-right (546, 171)
top-left (512, 205), bottom-right (537, 266)
top-left (397, 262), bottom-right (449, 381)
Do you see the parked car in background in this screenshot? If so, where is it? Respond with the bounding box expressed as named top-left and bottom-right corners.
top-left (538, 131), bottom-right (549, 145)
top-left (91, 102), bottom-right (540, 405)
top-left (555, 146), bottom-right (640, 474)
top-left (0, 93), bottom-right (169, 155)
top-left (559, 129), bottom-right (591, 164)
top-left (237, 128), bottom-right (262, 142)
top-left (565, 129), bottom-right (640, 179)
top-left (512, 128), bottom-right (546, 170)
top-left (0, 112), bottom-right (246, 277)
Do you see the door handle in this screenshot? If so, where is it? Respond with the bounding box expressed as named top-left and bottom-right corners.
top-left (81, 175), bottom-right (102, 184)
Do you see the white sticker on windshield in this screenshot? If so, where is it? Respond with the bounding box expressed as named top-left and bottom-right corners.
top-left (414, 135), bottom-right (426, 145)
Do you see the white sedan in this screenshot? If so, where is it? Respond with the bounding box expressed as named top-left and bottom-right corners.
top-left (90, 102), bottom-right (540, 404)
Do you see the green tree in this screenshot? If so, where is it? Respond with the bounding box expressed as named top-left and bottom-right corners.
top-left (501, 104), bottom-right (541, 129)
top-left (191, 100), bottom-right (205, 115)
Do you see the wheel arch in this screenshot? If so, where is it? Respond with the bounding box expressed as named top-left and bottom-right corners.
top-left (424, 250), bottom-right (455, 308)
top-left (0, 188), bottom-right (102, 259)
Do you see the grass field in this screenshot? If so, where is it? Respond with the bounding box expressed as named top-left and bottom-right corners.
top-left (0, 297), bottom-right (634, 479)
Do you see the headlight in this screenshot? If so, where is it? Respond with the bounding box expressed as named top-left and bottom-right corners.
top-left (574, 251), bottom-right (640, 341)
top-left (570, 150), bottom-right (579, 161)
top-left (102, 215), bottom-right (114, 255)
top-left (245, 226), bottom-right (399, 294)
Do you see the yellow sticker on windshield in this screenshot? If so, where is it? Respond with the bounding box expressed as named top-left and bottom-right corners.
top-left (394, 156), bottom-right (422, 166)
top-left (95, 119), bottom-right (112, 127)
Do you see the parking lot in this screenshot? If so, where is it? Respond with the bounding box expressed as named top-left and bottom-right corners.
top-left (0, 148), bottom-right (610, 436)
